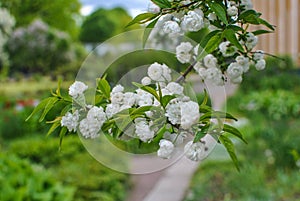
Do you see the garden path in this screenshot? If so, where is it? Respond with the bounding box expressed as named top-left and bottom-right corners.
top-left (126, 77), bottom-right (237, 201)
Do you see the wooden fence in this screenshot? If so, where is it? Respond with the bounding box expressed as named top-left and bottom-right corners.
top-left (252, 0), bottom-right (300, 64)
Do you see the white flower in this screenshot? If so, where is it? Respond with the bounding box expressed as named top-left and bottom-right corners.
top-left (236, 55), bottom-right (250, 72)
top-left (176, 42), bottom-right (193, 64)
top-left (61, 110), bottom-right (79, 132)
top-left (227, 62), bottom-right (244, 79)
top-left (79, 118), bottom-right (101, 139)
top-left (123, 92), bottom-right (137, 107)
top-left (241, 0), bottom-right (253, 10)
top-left (157, 139), bottom-right (174, 159)
top-left (245, 32), bottom-right (258, 50)
top-left (165, 100), bottom-right (181, 125)
top-left (141, 77), bottom-right (152, 85)
top-left (135, 119), bottom-right (155, 142)
top-left (180, 101), bottom-right (200, 129)
top-left (205, 67), bottom-right (224, 86)
top-left (227, 6), bottom-right (238, 16)
top-left (105, 104), bottom-right (120, 118)
top-left (231, 76), bottom-right (243, 84)
top-left (184, 141), bottom-right (206, 161)
top-left (136, 89), bottom-right (153, 106)
top-left (219, 41), bottom-right (238, 57)
top-left (111, 92), bottom-right (124, 105)
top-left (181, 11), bottom-right (204, 32)
top-left (255, 59), bottom-right (266, 71)
top-left (148, 62), bottom-right (164, 81)
top-left (161, 64), bottom-right (172, 82)
top-left (165, 82), bottom-right (184, 95)
top-left (253, 50), bottom-right (264, 61)
top-left (208, 13), bottom-right (217, 21)
top-left (87, 106), bottom-right (106, 124)
top-left (203, 54), bottom-right (218, 68)
top-left (69, 81), bottom-right (88, 98)
top-left (163, 20), bottom-right (182, 37)
top-left (111, 84), bottom-right (124, 93)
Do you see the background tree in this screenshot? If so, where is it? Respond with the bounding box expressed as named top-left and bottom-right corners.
top-left (0, 0), bottom-right (81, 39)
top-left (79, 7), bottom-right (139, 44)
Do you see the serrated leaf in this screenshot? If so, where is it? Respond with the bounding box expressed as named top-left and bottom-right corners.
top-left (143, 17), bottom-right (159, 48)
top-left (39, 97), bottom-right (59, 122)
top-left (132, 82), bottom-right (160, 101)
top-left (151, 0), bottom-right (171, 8)
top-left (219, 135), bottom-right (240, 171)
top-left (26, 97), bottom-right (54, 122)
top-left (47, 121), bottom-right (61, 136)
top-left (126, 13), bottom-right (157, 27)
top-left (252, 29), bottom-right (273, 35)
top-left (97, 78), bottom-right (111, 99)
top-left (161, 95), bottom-right (176, 108)
top-left (223, 124), bottom-right (247, 144)
top-left (223, 29), bottom-right (244, 52)
top-left (209, 2), bottom-right (228, 25)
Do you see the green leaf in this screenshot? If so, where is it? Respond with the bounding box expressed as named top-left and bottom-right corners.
top-left (258, 18), bottom-right (275, 31)
top-left (97, 78), bottom-right (111, 99)
top-left (242, 14), bottom-right (260, 25)
top-left (47, 121), bottom-right (61, 136)
top-left (199, 30), bottom-right (222, 49)
top-left (200, 89), bottom-right (209, 106)
top-left (204, 33), bottom-right (223, 53)
top-left (223, 29), bottom-right (244, 52)
top-left (227, 25), bottom-right (244, 32)
top-left (252, 29), bottom-right (273, 35)
top-left (59, 127), bottom-right (68, 151)
top-left (39, 97), bottom-right (59, 122)
top-left (219, 135), bottom-right (240, 171)
top-left (126, 13), bottom-right (157, 27)
top-left (143, 17), bottom-right (159, 48)
top-left (130, 106), bottom-right (154, 116)
top-left (199, 105), bottom-right (212, 113)
top-left (238, 10), bottom-right (260, 20)
top-left (194, 123), bottom-right (210, 143)
top-left (161, 95), bottom-right (176, 108)
top-left (132, 82), bottom-right (160, 101)
top-left (223, 124), bottom-right (247, 144)
top-left (151, 0), bottom-right (171, 8)
top-left (200, 111), bottom-right (238, 122)
top-left (25, 97), bottom-right (55, 122)
top-left (209, 2), bottom-right (228, 25)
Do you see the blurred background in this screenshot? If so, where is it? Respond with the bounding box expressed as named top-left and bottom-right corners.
top-left (0, 0), bottom-right (299, 201)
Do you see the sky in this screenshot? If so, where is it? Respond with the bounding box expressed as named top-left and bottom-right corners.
top-left (80, 0), bottom-right (154, 17)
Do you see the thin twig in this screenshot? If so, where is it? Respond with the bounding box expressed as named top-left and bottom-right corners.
top-left (176, 61), bottom-right (197, 83)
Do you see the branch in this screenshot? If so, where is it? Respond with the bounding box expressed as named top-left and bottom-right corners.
top-left (176, 61), bottom-right (197, 83)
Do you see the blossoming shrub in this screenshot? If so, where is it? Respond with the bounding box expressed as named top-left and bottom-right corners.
top-left (27, 0), bottom-right (274, 170)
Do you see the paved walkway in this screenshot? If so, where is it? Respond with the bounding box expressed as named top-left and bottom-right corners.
top-left (126, 79), bottom-right (238, 201)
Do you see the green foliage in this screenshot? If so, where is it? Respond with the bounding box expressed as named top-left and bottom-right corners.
top-left (0, 152), bottom-right (75, 201)
top-left (8, 136), bottom-right (129, 201)
top-left (1, 0), bottom-right (81, 38)
top-left (184, 161), bottom-right (300, 201)
top-left (80, 7), bottom-right (139, 43)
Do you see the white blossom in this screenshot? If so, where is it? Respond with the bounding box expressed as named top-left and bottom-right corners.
top-left (86, 106), bottom-right (106, 124)
top-left (176, 42), bottom-right (193, 64)
top-left (165, 82), bottom-right (184, 95)
top-left (61, 110), bottom-right (79, 132)
top-left (163, 132), bottom-right (187, 146)
top-left (219, 41), bottom-right (238, 57)
top-left (136, 89), bottom-right (153, 106)
top-left (245, 32), bottom-right (258, 50)
top-left (161, 64), bottom-right (172, 82)
top-left (236, 55), bottom-right (250, 72)
top-left (227, 62), bottom-right (244, 79)
top-left (157, 139), bottom-right (174, 159)
top-left (184, 141), bottom-right (206, 161)
top-left (205, 67), bottom-right (224, 86)
top-left (163, 20), bottom-right (182, 37)
top-left (123, 92), bottom-right (137, 107)
top-left (147, 62), bottom-right (170, 82)
top-left (111, 92), bottom-right (124, 105)
top-left (69, 81), bottom-right (88, 98)
top-left (203, 54), bottom-right (218, 68)
top-left (227, 6), bottom-right (238, 16)
top-left (165, 100), bottom-right (181, 125)
top-left (180, 101), bottom-right (200, 129)
top-left (105, 104), bottom-right (120, 118)
top-left (135, 119), bottom-right (155, 142)
top-left (181, 11), bottom-right (204, 32)
top-left (141, 77), bottom-right (152, 85)
top-left (255, 59), bottom-right (266, 71)
top-left (208, 13), bottom-right (217, 21)
top-left (111, 84), bottom-right (124, 93)
top-left (253, 50), bottom-right (264, 61)
top-left (79, 118), bottom-right (101, 139)
top-left (231, 76), bottom-right (243, 84)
